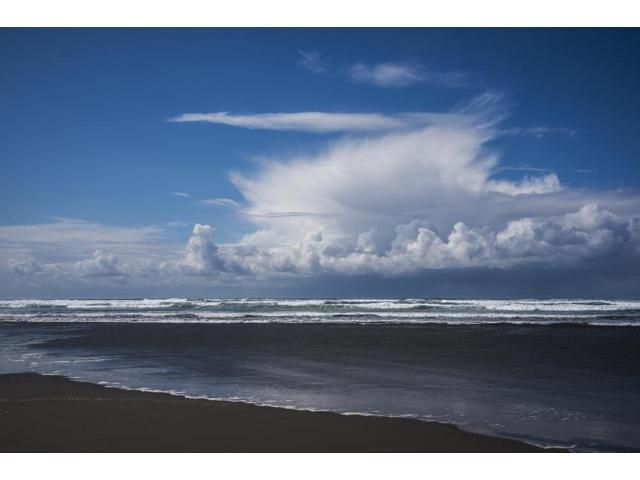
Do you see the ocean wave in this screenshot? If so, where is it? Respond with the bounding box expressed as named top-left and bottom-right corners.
top-left (2, 297), bottom-right (640, 311)
top-left (1, 312), bottom-right (639, 326)
top-left (1, 297), bottom-right (639, 327)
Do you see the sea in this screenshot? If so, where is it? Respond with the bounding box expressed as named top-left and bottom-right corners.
top-left (1, 298), bottom-right (640, 451)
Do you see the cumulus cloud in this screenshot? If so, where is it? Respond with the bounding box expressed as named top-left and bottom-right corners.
top-left (197, 95), bottom-right (638, 280)
top-left (170, 192), bottom-right (191, 198)
top-left (495, 204), bottom-right (633, 262)
top-left (172, 224), bottom-right (241, 276)
top-left (74, 250), bottom-right (124, 277)
top-left (9, 203), bottom-right (639, 283)
top-left (5, 93), bottom-right (640, 294)
top-left (9, 250), bottom-right (128, 279)
top-left (205, 204), bottom-right (640, 278)
top-left (0, 219), bottom-right (176, 287)
top-left (176, 224), bottom-right (223, 275)
top-left (8, 257), bottom-right (42, 275)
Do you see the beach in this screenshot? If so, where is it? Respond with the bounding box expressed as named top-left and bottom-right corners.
top-left (0, 373), bottom-right (546, 452)
top-left (2, 299), bottom-right (640, 451)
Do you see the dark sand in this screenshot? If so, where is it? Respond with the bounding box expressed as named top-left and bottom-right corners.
top-left (0, 373), bottom-right (552, 452)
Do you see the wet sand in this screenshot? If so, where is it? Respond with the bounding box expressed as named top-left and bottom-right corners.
top-left (0, 373), bottom-right (549, 452)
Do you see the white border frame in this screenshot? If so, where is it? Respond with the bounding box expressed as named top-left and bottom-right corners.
top-left (1, 0), bottom-right (640, 27)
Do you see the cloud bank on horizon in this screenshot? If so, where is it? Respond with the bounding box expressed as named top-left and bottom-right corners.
top-left (5, 89), bottom-right (640, 296)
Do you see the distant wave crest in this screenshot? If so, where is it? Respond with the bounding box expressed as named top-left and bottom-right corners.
top-left (1, 298), bottom-right (640, 327)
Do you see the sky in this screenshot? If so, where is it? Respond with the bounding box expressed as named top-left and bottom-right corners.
top-left (1, 28), bottom-right (640, 298)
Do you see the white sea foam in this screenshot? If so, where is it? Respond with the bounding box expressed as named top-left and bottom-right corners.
top-left (2, 297), bottom-right (640, 311)
top-left (1, 298), bottom-right (639, 326)
top-left (0, 314), bottom-right (638, 326)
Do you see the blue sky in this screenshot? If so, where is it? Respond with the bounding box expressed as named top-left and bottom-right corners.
top-left (2, 28), bottom-right (640, 298)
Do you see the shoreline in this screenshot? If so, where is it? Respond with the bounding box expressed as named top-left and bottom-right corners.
top-left (0, 372), bottom-right (557, 452)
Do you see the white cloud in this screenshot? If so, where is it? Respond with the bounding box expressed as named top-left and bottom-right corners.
top-left (9, 250), bottom-right (126, 279)
top-left (169, 111), bottom-right (413, 133)
top-left (0, 219), bottom-right (175, 282)
top-left (170, 192), bottom-right (191, 198)
top-left (486, 174), bottom-right (562, 196)
top-left (202, 96), bottom-right (639, 278)
top-left (168, 93), bottom-right (504, 135)
top-left (74, 250), bottom-right (124, 277)
top-left (298, 50), bottom-right (332, 74)
top-left (229, 117), bottom-right (498, 242)
top-left (349, 62), bottom-right (426, 87)
top-left (209, 204), bottom-right (639, 278)
top-left (494, 204), bottom-right (632, 262)
top-left (297, 51), bottom-right (468, 88)
top-left (501, 126), bottom-right (578, 138)
top-left (349, 63), bottom-right (468, 88)
top-left (201, 198), bottom-right (243, 207)
top-left (173, 224), bottom-right (240, 276)
top-left (0, 219), bottom-right (162, 246)
top-left (177, 224), bottom-right (222, 275)
top-left (5, 94), bottom-right (640, 291)
top-left (10, 203), bottom-right (639, 283)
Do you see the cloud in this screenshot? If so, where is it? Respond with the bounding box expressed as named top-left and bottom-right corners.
top-left (8, 257), bottom-right (42, 275)
top-left (134, 202), bottom-right (633, 283)
top-left (74, 250), bottom-right (124, 277)
top-left (176, 224), bottom-right (224, 275)
top-left (167, 99), bottom-right (501, 134)
top-left (169, 111), bottom-right (413, 133)
top-left (493, 166), bottom-right (550, 173)
top-left (349, 62), bottom-right (468, 88)
top-left (0, 218), bottom-right (162, 246)
top-left (298, 50), bottom-right (469, 89)
top-left (0, 218), bottom-right (163, 255)
top-left (170, 192), bottom-right (191, 198)
top-left (501, 126), bottom-right (579, 138)
top-left (201, 198), bottom-right (243, 207)
top-left (242, 211), bottom-right (340, 219)
top-left (10, 203), bottom-right (640, 284)
top-left (298, 50), bottom-right (332, 75)
top-left (205, 95), bottom-right (639, 279)
top-left (349, 62), bottom-right (423, 87)
top-left (173, 224), bottom-right (242, 276)
top-left (227, 103), bottom-right (504, 243)
top-left (9, 250), bottom-right (126, 279)
top-left (486, 174), bottom-right (562, 196)
top-left (0, 219), bottom-right (174, 283)
top-left (6, 93), bottom-right (640, 296)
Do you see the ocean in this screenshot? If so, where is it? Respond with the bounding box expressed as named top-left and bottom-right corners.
top-left (1, 298), bottom-right (640, 451)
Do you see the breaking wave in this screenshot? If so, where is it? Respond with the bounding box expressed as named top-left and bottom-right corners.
top-left (1, 298), bottom-right (639, 326)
